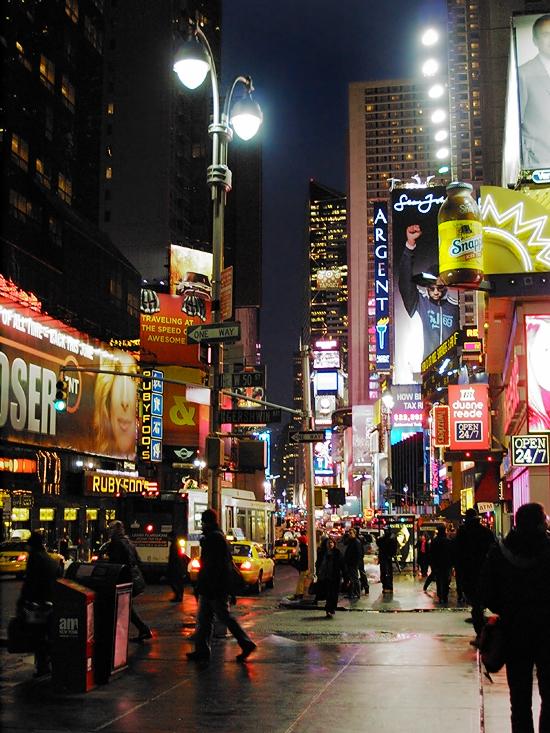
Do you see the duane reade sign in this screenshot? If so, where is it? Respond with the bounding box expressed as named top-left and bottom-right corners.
top-left (448, 383), bottom-right (490, 451)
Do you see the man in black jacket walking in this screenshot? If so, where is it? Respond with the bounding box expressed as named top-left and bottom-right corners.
top-left (454, 508), bottom-right (495, 641)
top-left (186, 509), bottom-right (256, 664)
top-left (479, 502), bottom-right (550, 733)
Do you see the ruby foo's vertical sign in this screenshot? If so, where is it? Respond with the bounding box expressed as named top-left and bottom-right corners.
top-left (448, 383), bottom-right (490, 451)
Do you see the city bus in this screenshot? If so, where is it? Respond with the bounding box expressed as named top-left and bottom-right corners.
top-left (115, 487), bottom-right (275, 582)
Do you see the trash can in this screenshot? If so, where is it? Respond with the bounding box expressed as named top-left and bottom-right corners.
top-left (65, 563), bottom-right (132, 684)
top-left (51, 579), bottom-right (95, 693)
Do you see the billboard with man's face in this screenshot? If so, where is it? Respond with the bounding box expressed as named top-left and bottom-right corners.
top-left (391, 186), bottom-right (459, 385)
top-left (503, 13), bottom-right (550, 184)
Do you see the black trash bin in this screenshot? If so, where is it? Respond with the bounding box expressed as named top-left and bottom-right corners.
top-left (65, 562), bottom-right (132, 684)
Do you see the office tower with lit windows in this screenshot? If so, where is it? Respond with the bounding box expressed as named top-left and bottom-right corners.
top-left (303, 181), bottom-right (348, 372)
top-left (446, 0), bottom-right (548, 186)
top-left (348, 79), bottom-right (446, 406)
top-left (2, 0), bottom-right (140, 340)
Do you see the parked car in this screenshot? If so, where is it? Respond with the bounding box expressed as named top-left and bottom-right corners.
top-left (189, 540), bottom-right (275, 594)
top-left (0, 541), bottom-right (65, 578)
top-left (273, 538), bottom-right (299, 564)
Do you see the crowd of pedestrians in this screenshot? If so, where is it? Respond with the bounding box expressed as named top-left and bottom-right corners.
top-left (10, 502), bottom-right (550, 733)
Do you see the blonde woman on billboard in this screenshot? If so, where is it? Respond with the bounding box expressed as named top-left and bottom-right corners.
top-left (526, 316), bottom-right (550, 432)
top-left (93, 351), bottom-right (138, 459)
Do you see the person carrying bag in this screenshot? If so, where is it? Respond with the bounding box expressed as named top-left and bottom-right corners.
top-left (8, 532), bottom-right (62, 677)
top-left (106, 521), bottom-right (152, 641)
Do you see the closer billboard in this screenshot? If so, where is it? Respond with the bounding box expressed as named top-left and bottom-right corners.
top-left (503, 13), bottom-right (550, 184)
top-left (1, 294), bottom-right (138, 460)
top-left (391, 186), bottom-right (459, 384)
top-left (525, 314), bottom-right (550, 432)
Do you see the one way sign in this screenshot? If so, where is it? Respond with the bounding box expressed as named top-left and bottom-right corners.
top-left (187, 321), bottom-right (241, 344)
top-left (289, 430), bottom-right (326, 443)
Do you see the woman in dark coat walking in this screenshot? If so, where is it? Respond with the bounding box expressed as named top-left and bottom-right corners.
top-left (315, 537), bottom-right (342, 618)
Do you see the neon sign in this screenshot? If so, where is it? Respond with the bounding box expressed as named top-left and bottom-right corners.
top-left (392, 192), bottom-right (445, 215)
top-left (373, 202), bottom-right (391, 369)
top-left (0, 275), bottom-right (42, 313)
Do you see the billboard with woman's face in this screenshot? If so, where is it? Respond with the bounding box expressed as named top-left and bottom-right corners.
top-left (526, 315), bottom-right (550, 432)
top-left (1, 294), bottom-right (138, 459)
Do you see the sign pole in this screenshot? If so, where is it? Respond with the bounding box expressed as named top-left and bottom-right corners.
top-left (302, 343), bottom-right (317, 578)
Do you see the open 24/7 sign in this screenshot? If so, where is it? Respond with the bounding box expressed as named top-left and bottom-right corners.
top-left (511, 435), bottom-right (549, 466)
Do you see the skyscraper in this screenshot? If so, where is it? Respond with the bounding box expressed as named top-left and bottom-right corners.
top-left (303, 181), bottom-right (348, 371)
top-left (348, 79), bottom-right (447, 406)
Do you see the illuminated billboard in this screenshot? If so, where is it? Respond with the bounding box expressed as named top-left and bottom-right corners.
top-left (448, 384), bottom-right (490, 451)
top-left (525, 314), bottom-right (550, 432)
top-left (481, 187), bottom-right (550, 274)
top-left (316, 269), bottom-right (342, 289)
top-left (391, 186), bottom-right (458, 384)
top-left (1, 295), bottom-right (138, 460)
top-left (373, 201), bottom-right (391, 371)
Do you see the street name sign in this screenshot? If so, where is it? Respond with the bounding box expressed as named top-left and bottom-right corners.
top-left (220, 370), bottom-right (265, 389)
top-left (186, 321), bottom-right (241, 344)
top-left (289, 430), bottom-right (326, 443)
top-left (219, 408), bottom-right (282, 424)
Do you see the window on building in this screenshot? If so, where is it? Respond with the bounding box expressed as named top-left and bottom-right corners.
top-left (45, 106), bottom-right (54, 140)
top-left (58, 173), bottom-right (72, 204)
top-left (10, 189), bottom-right (40, 224)
top-left (11, 134), bottom-right (29, 171)
top-left (35, 157), bottom-right (51, 188)
top-left (65, 0), bottom-right (79, 22)
top-left (40, 55), bottom-right (55, 90)
top-left (107, 102), bottom-right (114, 114)
top-left (61, 75), bottom-right (75, 112)
top-left (84, 16), bottom-right (103, 52)
top-left (105, 167), bottom-right (112, 179)
top-left (49, 217), bottom-right (63, 246)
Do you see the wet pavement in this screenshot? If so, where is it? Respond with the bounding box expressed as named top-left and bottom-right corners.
top-left (0, 571), bottom-right (540, 733)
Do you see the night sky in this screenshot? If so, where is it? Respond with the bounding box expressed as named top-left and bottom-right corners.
top-left (221, 0), bottom-right (446, 417)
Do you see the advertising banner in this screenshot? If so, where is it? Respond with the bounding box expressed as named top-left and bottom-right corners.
top-left (514, 14), bottom-right (550, 172)
top-left (352, 404), bottom-right (375, 470)
top-left (139, 245), bottom-right (214, 366)
top-left (391, 186), bottom-right (458, 384)
top-left (1, 295), bottom-right (138, 459)
top-left (140, 293), bottom-right (207, 367)
top-left (373, 201), bottom-right (391, 371)
top-left (448, 384), bottom-right (490, 451)
top-left (158, 366), bottom-right (209, 447)
top-left (525, 314), bottom-right (550, 432)
top-left (391, 385), bottom-right (423, 433)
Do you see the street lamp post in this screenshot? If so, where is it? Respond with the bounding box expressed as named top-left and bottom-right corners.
top-left (174, 22), bottom-right (262, 515)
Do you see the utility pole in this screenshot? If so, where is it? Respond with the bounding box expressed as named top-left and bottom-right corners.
top-left (301, 342), bottom-right (317, 577)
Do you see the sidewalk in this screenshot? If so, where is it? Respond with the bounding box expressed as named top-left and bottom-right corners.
top-left (0, 573), bottom-right (530, 733)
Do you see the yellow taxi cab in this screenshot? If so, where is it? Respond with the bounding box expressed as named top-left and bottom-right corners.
top-left (0, 540), bottom-right (65, 578)
top-left (188, 539), bottom-right (275, 594)
top-left (273, 537), bottom-right (299, 564)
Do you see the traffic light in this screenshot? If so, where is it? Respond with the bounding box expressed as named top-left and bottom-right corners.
top-left (54, 377), bottom-right (69, 412)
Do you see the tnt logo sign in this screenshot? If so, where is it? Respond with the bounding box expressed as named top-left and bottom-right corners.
top-left (58, 617), bottom-right (79, 636)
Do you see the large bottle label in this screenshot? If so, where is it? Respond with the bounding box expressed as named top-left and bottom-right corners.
top-left (438, 220), bottom-right (483, 271)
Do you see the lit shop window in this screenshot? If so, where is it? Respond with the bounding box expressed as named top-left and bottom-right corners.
top-left (11, 134), bottom-right (29, 171)
top-left (65, 0), bottom-right (79, 22)
top-left (40, 55), bottom-right (55, 91)
top-left (58, 173), bottom-right (73, 204)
